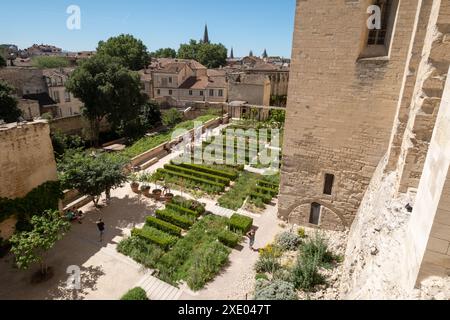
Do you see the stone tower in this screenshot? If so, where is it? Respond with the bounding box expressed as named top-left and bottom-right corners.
top-left (279, 0), bottom-right (450, 233)
top-left (203, 24), bottom-right (210, 44)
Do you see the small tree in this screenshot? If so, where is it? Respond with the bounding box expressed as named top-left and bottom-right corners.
top-left (9, 210), bottom-right (71, 275)
top-left (59, 152), bottom-right (128, 207)
top-left (0, 80), bottom-right (22, 123)
top-left (162, 108), bottom-right (183, 128)
top-left (0, 54), bottom-right (6, 67)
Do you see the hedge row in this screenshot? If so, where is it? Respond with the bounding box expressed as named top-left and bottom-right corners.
top-left (155, 209), bottom-right (195, 230)
top-left (255, 186), bottom-right (278, 197)
top-left (132, 226), bottom-right (178, 250)
top-left (164, 164), bottom-right (230, 186)
top-left (258, 180), bottom-right (279, 191)
top-left (120, 287), bottom-right (148, 300)
top-left (171, 196), bottom-right (206, 215)
top-left (218, 230), bottom-right (241, 248)
top-left (166, 203), bottom-right (200, 218)
top-left (250, 192), bottom-right (273, 204)
top-left (158, 169), bottom-right (226, 192)
top-left (228, 214), bottom-right (253, 233)
top-left (146, 216), bottom-right (182, 236)
top-left (177, 163), bottom-right (238, 180)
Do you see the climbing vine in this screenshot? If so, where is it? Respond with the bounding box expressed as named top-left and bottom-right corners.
top-left (0, 181), bottom-right (63, 230)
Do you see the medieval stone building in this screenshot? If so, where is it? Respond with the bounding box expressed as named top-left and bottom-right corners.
top-left (280, 0), bottom-right (449, 295)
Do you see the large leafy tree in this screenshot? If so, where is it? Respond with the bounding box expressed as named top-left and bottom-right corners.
top-left (177, 40), bottom-right (227, 68)
top-left (151, 48), bottom-right (177, 59)
top-left (0, 54), bottom-right (6, 67)
top-left (0, 80), bottom-right (22, 123)
top-left (9, 210), bottom-right (71, 275)
top-left (65, 55), bottom-right (146, 146)
top-left (58, 152), bottom-right (128, 207)
top-left (97, 34), bottom-right (150, 71)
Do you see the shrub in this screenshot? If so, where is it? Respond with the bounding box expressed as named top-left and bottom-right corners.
top-left (255, 244), bottom-right (282, 274)
top-left (162, 108), bottom-right (183, 128)
top-left (131, 226), bottom-right (178, 250)
top-left (301, 234), bottom-right (336, 268)
top-left (275, 232), bottom-right (301, 251)
top-left (273, 268), bottom-right (293, 282)
top-left (217, 172), bottom-right (260, 210)
top-left (185, 241), bottom-right (230, 291)
top-left (254, 279), bottom-right (297, 301)
top-left (145, 216), bottom-right (182, 236)
top-left (155, 209), bottom-right (195, 230)
top-left (228, 214), bottom-right (253, 233)
top-left (171, 196), bottom-right (206, 215)
top-left (166, 203), bottom-right (199, 217)
top-left (120, 287), bottom-right (148, 300)
top-left (249, 192), bottom-right (272, 204)
top-left (255, 273), bottom-right (269, 281)
top-left (254, 186), bottom-right (278, 197)
top-left (117, 236), bottom-right (164, 269)
top-left (297, 227), bottom-right (307, 239)
top-left (218, 230), bottom-right (241, 248)
top-left (291, 251), bottom-right (326, 291)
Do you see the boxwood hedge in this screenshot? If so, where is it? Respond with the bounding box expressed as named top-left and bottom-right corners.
top-left (132, 226), bottom-right (178, 250)
top-left (146, 216), bottom-right (182, 236)
top-left (228, 214), bottom-right (253, 233)
top-left (155, 209), bottom-right (195, 230)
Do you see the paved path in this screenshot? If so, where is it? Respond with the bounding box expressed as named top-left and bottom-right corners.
top-left (135, 273), bottom-right (183, 300)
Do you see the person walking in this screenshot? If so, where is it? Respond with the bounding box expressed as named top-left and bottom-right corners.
top-left (247, 229), bottom-right (256, 251)
top-left (96, 218), bottom-right (105, 242)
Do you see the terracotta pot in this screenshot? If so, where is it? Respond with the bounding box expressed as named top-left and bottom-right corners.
top-left (153, 189), bottom-right (162, 200)
top-left (165, 193), bottom-right (174, 203)
top-left (142, 187), bottom-right (151, 197)
top-left (131, 182), bottom-right (140, 193)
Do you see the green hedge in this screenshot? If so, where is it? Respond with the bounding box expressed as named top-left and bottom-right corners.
top-left (164, 164), bottom-right (230, 185)
top-left (228, 214), bottom-right (253, 233)
top-left (132, 226), bottom-right (178, 250)
top-left (155, 209), bottom-right (195, 230)
top-left (146, 216), bottom-right (182, 236)
top-left (250, 192), bottom-right (273, 204)
top-left (158, 169), bottom-right (225, 191)
top-left (120, 287), bottom-right (148, 300)
top-left (178, 163), bottom-right (238, 180)
top-left (218, 230), bottom-right (241, 248)
top-left (171, 196), bottom-right (206, 215)
top-left (257, 180), bottom-right (279, 190)
top-left (166, 203), bottom-right (200, 217)
top-left (255, 186), bottom-right (278, 197)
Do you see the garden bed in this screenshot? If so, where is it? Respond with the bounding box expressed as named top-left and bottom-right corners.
top-left (118, 198), bottom-right (242, 291)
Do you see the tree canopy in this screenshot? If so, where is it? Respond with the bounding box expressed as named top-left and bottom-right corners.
top-left (9, 210), bottom-right (70, 272)
top-left (97, 34), bottom-right (150, 71)
top-left (59, 152), bottom-right (128, 206)
top-left (177, 40), bottom-right (227, 68)
top-left (0, 54), bottom-right (6, 67)
top-left (151, 48), bottom-right (177, 59)
top-left (162, 108), bottom-right (183, 128)
top-left (0, 80), bottom-right (22, 123)
top-left (65, 54), bottom-right (146, 145)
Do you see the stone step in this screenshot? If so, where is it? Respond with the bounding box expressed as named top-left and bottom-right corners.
top-left (137, 274), bottom-right (182, 300)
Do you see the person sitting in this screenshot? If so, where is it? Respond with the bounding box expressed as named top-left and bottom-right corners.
top-left (75, 210), bottom-right (84, 224)
top-left (66, 210), bottom-right (75, 221)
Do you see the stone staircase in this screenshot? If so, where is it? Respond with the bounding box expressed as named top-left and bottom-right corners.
top-left (135, 274), bottom-right (182, 300)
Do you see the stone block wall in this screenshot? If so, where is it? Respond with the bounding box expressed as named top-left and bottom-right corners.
top-left (279, 0), bottom-right (423, 229)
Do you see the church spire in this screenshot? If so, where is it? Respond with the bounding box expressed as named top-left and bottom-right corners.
top-left (203, 24), bottom-right (210, 44)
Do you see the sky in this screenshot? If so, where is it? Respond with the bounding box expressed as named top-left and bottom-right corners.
top-left (0, 0), bottom-right (296, 58)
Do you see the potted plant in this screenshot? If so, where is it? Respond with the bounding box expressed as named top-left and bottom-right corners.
top-left (149, 173), bottom-right (162, 200)
top-left (139, 173), bottom-right (151, 197)
top-left (129, 173), bottom-right (140, 193)
top-left (164, 183), bottom-right (174, 203)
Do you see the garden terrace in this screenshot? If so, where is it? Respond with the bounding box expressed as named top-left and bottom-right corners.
top-left (119, 205), bottom-right (243, 291)
top-left (218, 171), bottom-right (261, 210)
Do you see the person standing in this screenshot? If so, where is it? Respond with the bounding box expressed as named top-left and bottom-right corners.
top-left (247, 229), bottom-right (256, 251)
top-left (96, 218), bottom-right (105, 242)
